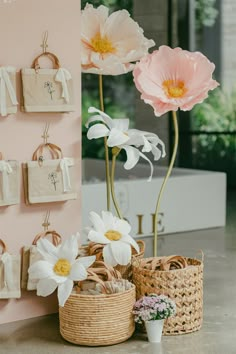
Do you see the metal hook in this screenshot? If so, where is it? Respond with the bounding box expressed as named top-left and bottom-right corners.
top-left (41, 122), bottom-right (50, 145)
top-left (42, 210), bottom-right (50, 231)
top-left (41, 30), bottom-right (49, 53)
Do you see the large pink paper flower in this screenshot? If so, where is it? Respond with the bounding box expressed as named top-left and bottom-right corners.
top-left (133, 45), bottom-right (219, 116)
top-left (81, 3), bottom-right (155, 75)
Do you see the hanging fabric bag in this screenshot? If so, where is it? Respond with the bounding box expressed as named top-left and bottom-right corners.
top-left (23, 142), bottom-right (78, 204)
top-left (0, 152), bottom-right (20, 207)
top-left (0, 66), bottom-right (18, 117)
top-left (21, 52), bottom-right (75, 112)
top-left (0, 238), bottom-right (21, 299)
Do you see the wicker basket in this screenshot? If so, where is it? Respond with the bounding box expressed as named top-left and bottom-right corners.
top-left (59, 285), bottom-right (136, 346)
top-left (83, 240), bottom-right (145, 280)
top-left (132, 255), bottom-right (203, 335)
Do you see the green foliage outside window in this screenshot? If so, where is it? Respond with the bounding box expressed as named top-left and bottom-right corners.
top-left (192, 88), bottom-right (236, 186)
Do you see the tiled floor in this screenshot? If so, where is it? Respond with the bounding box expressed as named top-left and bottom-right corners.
top-left (0, 191), bottom-right (235, 354)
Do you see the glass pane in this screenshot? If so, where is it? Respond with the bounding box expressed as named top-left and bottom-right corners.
top-left (192, 133), bottom-right (236, 187)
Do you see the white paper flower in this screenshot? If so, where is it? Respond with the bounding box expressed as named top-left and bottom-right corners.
top-left (87, 211), bottom-right (139, 266)
top-left (28, 234), bottom-right (96, 307)
top-left (86, 107), bottom-right (166, 180)
top-left (81, 3), bottom-right (155, 75)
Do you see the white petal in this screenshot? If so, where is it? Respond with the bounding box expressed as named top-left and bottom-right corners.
top-left (103, 244), bottom-right (118, 267)
top-left (110, 241), bottom-right (131, 266)
top-left (58, 234), bottom-right (78, 262)
top-left (88, 107), bottom-right (113, 127)
top-left (158, 138), bottom-right (166, 158)
top-left (138, 151), bottom-right (154, 182)
top-left (69, 262), bottom-right (88, 281)
top-left (89, 211), bottom-right (106, 232)
top-left (107, 128), bottom-right (130, 147)
top-left (85, 114), bottom-right (105, 128)
top-left (122, 145), bottom-right (140, 170)
top-left (115, 218), bottom-right (131, 235)
top-left (111, 118), bottom-right (129, 131)
top-left (101, 211), bottom-right (115, 229)
top-left (58, 279), bottom-right (74, 307)
top-left (151, 145), bottom-right (162, 160)
top-left (50, 274), bottom-right (68, 284)
top-left (36, 238), bottom-right (58, 264)
top-left (121, 235), bottom-right (140, 253)
top-left (88, 230), bottom-right (110, 244)
top-left (141, 136), bottom-right (152, 153)
top-left (37, 278), bottom-right (58, 297)
top-left (76, 255), bottom-right (96, 269)
top-left (28, 260), bottom-right (54, 279)
top-left (87, 124), bottom-right (110, 140)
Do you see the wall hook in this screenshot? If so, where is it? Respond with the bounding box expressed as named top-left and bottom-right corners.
top-left (42, 210), bottom-right (50, 231)
top-left (41, 122), bottom-right (50, 145)
top-left (41, 30), bottom-right (49, 53)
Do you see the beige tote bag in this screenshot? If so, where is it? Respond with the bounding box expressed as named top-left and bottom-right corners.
top-left (0, 152), bottom-right (20, 207)
top-left (24, 143), bottom-right (78, 204)
top-left (0, 66), bottom-right (18, 116)
top-left (21, 52), bottom-right (75, 113)
top-left (0, 239), bottom-right (21, 299)
top-left (21, 230), bottom-right (62, 290)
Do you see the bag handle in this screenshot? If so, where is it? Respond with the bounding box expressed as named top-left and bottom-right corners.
top-left (32, 143), bottom-right (63, 163)
top-left (32, 52), bottom-right (61, 70)
top-left (32, 230), bottom-right (62, 246)
top-left (0, 239), bottom-right (7, 254)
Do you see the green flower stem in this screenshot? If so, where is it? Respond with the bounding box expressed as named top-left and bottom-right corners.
top-left (153, 111), bottom-right (179, 256)
top-left (111, 148), bottom-right (123, 219)
top-left (99, 74), bottom-right (111, 211)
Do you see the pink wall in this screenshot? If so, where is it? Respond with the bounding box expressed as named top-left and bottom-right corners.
top-left (0, 0), bottom-right (81, 324)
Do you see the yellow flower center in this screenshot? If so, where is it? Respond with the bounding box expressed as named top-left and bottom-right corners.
top-left (53, 259), bottom-right (71, 276)
top-left (105, 230), bottom-right (122, 241)
top-left (162, 79), bottom-right (187, 98)
top-left (90, 33), bottom-right (116, 54)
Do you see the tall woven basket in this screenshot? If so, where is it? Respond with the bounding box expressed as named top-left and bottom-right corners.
top-left (132, 255), bottom-right (203, 335)
top-left (59, 285), bottom-right (136, 346)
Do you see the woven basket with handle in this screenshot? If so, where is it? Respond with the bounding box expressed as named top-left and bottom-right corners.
top-left (132, 254), bottom-right (203, 335)
top-left (59, 263), bottom-right (136, 346)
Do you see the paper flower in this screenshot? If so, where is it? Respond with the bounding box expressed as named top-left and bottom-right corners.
top-left (81, 3), bottom-right (155, 75)
top-left (28, 234), bottom-right (96, 307)
top-left (86, 107), bottom-right (166, 180)
top-left (133, 45), bottom-right (219, 116)
top-left (87, 211), bottom-right (139, 266)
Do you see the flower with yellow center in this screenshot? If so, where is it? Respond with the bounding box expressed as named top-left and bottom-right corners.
top-left (133, 45), bottom-right (219, 116)
top-left (87, 211), bottom-right (140, 267)
top-left (81, 3), bottom-right (155, 75)
top-left (28, 233), bottom-right (95, 307)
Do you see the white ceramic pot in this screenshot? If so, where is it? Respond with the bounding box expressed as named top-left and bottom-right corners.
top-left (145, 319), bottom-right (164, 343)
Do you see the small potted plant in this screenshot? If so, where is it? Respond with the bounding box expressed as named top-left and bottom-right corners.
top-left (133, 294), bottom-right (176, 343)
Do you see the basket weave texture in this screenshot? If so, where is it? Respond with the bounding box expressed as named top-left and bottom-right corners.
top-left (132, 256), bottom-right (203, 335)
top-left (83, 240), bottom-right (145, 280)
top-left (59, 285), bottom-right (136, 346)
